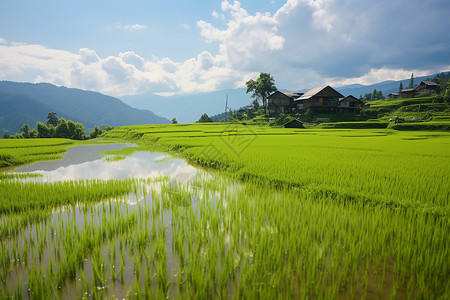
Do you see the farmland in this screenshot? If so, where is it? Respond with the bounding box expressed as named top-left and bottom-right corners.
top-left (1, 124), bottom-right (449, 298)
top-left (0, 138), bottom-right (97, 169)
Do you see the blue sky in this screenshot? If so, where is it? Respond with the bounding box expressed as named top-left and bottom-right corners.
top-left (1, 0), bottom-right (449, 97)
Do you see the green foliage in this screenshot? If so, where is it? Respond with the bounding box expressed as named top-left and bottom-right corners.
top-left (409, 73), bottom-right (415, 88)
top-left (388, 122), bottom-right (450, 131)
top-left (89, 126), bottom-right (103, 139)
top-left (171, 118), bottom-right (178, 124)
top-left (245, 72), bottom-right (277, 112)
top-left (320, 121), bottom-right (389, 129)
top-left (19, 124), bottom-right (30, 138)
top-left (46, 112), bottom-right (59, 127)
top-left (270, 113), bottom-right (294, 126)
top-left (197, 113), bottom-right (213, 123)
top-left (362, 89), bottom-right (385, 101)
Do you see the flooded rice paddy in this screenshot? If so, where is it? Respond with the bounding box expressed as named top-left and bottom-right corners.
top-left (1, 143), bottom-right (445, 298)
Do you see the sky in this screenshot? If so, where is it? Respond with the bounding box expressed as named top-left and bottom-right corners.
top-left (1, 0), bottom-right (450, 97)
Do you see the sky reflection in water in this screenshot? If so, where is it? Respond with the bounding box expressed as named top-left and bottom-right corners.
top-left (12, 144), bottom-right (198, 182)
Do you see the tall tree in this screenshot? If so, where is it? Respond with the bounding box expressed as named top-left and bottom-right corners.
top-left (55, 118), bottom-right (70, 138)
top-left (47, 112), bottom-right (59, 127)
top-left (19, 124), bottom-right (30, 138)
top-left (399, 82), bottom-right (403, 92)
top-left (409, 73), bottom-right (415, 88)
top-left (245, 73), bottom-right (277, 113)
top-left (198, 113), bottom-right (213, 123)
top-left (37, 122), bottom-right (50, 138)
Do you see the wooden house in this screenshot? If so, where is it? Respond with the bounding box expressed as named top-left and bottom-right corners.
top-left (268, 91), bottom-right (303, 114)
top-left (387, 93), bottom-right (399, 99)
top-left (284, 119), bottom-right (304, 128)
top-left (338, 95), bottom-right (364, 113)
top-left (295, 86), bottom-right (343, 113)
top-left (399, 88), bottom-right (417, 99)
top-left (416, 80), bottom-right (439, 96)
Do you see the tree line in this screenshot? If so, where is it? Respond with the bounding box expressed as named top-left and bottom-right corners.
top-left (359, 89), bottom-right (385, 101)
top-left (2, 112), bottom-right (112, 140)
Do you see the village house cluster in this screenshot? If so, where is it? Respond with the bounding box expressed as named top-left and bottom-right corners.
top-left (267, 86), bottom-right (363, 115)
top-left (388, 80), bottom-right (439, 99)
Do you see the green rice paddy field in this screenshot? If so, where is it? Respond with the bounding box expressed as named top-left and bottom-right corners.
top-left (1, 124), bottom-right (449, 299)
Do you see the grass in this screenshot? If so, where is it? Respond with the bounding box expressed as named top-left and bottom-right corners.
top-left (0, 124), bottom-right (449, 298)
top-left (0, 138), bottom-right (101, 169)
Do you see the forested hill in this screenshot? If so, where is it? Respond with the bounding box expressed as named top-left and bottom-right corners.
top-left (0, 81), bottom-right (170, 135)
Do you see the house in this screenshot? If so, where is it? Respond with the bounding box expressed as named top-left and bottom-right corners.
top-left (295, 86), bottom-right (343, 113)
top-left (284, 119), bottom-right (304, 128)
top-left (415, 80), bottom-right (439, 96)
top-left (399, 88), bottom-right (417, 99)
top-left (338, 95), bottom-right (364, 113)
top-left (387, 93), bottom-right (399, 99)
top-left (268, 91), bottom-right (303, 114)
top-left (398, 81), bottom-right (439, 99)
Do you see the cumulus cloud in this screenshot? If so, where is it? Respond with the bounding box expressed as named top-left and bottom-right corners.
top-left (0, 0), bottom-right (449, 96)
top-left (123, 24), bottom-right (147, 31)
top-left (0, 38), bottom-right (251, 96)
top-left (197, 0), bottom-right (450, 90)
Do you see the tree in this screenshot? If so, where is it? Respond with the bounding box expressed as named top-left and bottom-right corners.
top-left (172, 118), bottom-right (178, 124)
top-left (72, 122), bottom-right (86, 140)
top-left (55, 118), bottom-right (70, 138)
top-left (89, 126), bottom-right (103, 139)
top-left (409, 73), bottom-right (414, 88)
top-left (198, 113), bottom-right (213, 123)
top-left (245, 73), bottom-right (277, 113)
top-left (37, 122), bottom-right (50, 138)
top-left (19, 124), bottom-right (30, 138)
top-left (29, 129), bottom-right (38, 138)
top-left (399, 82), bottom-right (403, 92)
top-left (2, 133), bottom-right (10, 139)
top-left (47, 112), bottom-right (59, 127)
top-left (251, 99), bottom-right (260, 111)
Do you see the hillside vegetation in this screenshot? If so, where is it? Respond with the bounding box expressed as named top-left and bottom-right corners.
top-left (0, 81), bottom-right (169, 135)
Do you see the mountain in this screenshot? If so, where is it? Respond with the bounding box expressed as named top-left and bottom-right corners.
top-left (336, 73), bottom-right (444, 98)
top-left (0, 81), bottom-right (170, 135)
top-left (120, 89), bottom-right (253, 124)
top-left (121, 72), bottom-right (447, 123)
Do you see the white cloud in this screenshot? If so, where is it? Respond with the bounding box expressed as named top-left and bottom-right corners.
top-left (123, 24), bottom-right (147, 31)
top-left (0, 38), bottom-right (252, 96)
top-left (1, 1), bottom-right (449, 96)
top-left (328, 66), bottom-right (450, 87)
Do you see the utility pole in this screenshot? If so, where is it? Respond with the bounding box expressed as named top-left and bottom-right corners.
top-left (225, 94), bottom-right (228, 122)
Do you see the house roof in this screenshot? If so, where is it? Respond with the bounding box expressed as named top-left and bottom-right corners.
top-left (420, 80), bottom-right (438, 86)
top-left (269, 91), bottom-right (303, 99)
top-left (296, 86), bottom-right (344, 100)
top-left (284, 119), bottom-right (304, 128)
top-left (339, 95), bottom-right (363, 103)
top-left (400, 88), bottom-right (416, 92)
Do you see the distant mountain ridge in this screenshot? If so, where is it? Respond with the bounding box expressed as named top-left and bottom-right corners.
top-left (120, 88), bottom-right (253, 124)
top-left (121, 72), bottom-right (448, 123)
top-left (0, 81), bottom-right (170, 135)
top-left (335, 73), bottom-right (444, 98)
